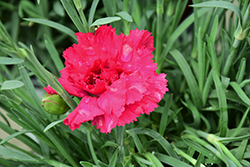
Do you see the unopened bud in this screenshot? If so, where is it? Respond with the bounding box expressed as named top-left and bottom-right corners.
top-left (42, 94), bottom-right (69, 115)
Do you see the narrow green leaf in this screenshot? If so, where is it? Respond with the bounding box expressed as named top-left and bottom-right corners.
top-left (116, 11), bottom-right (133, 22)
top-left (195, 153), bottom-right (204, 167)
top-left (109, 148), bottom-right (119, 167)
top-left (43, 119), bottom-right (64, 133)
top-left (169, 0), bottom-right (188, 36)
top-left (184, 94), bottom-right (200, 128)
top-left (182, 134), bottom-right (224, 162)
top-left (44, 35), bottom-right (64, 71)
top-left (235, 139), bottom-right (249, 161)
top-left (18, 64), bottom-right (49, 119)
top-left (230, 81), bottom-right (250, 106)
top-left (182, 137), bottom-right (216, 159)
top-left (116, 126), bottom-right (125, 165)
top-left (209, 15), bottom-right (219, 44)
top-left (90, 17), bottom-right (121, 30)
top-left (0, 120), bottom-right (43, 155)
top-left (154, 152), bottom-right (192, 167)
top-left (241, 160), bottom-right (250, 166)
top-left (0, 130), bottom-right (34, 145)
top-left (133, 154), bottom-right (153, 166)
top-left (80, 161), bottom-right (97, 167)
top-left (102, 0), bottom-right (116, 17)
top-left (217, 142), bottom-right (242, 167)
top-left (1, 89), bottom-right (23, 105)
top-left (240, 79), bottom-right (250, 88)
top-left (0, 146), bottom-right (38, 162)
top-left (60, 0), bottom-right (86, 33)
top-left (172, 145), bottom-right (206, 167)
top-left (73, 0), bottom-right (89, 32)
top-left (53, 1), bottom-right (65, 17)
top-left (190, 1), bottom-right (242, 26)
top-left (0, 156), bottom-right (11, 167)
top-left (212, 70), bottom-right (228, 137)
top-left (157, 8), bottom-right (211, 73)
top-left (87, 131), bottom-right (99, 166)
top-left (130, 128), bottom-right (178, 158)
top-left (207, 35), bottom-right (219, 76)
top-left (0, 57), bottom-right (24, 64)
top-left (42, 159), bottom-right (72, 167)
top-left (126, 129), bottom-right (144, 154)
top-left (231, 108), bottom-right (250, 137)
top-left (144, 152), bottom-right (164, 167)
top-left (197, 27), bottom-right (205, 93)
top-left (101, 141), bottom-right (119, 148)
top-left (88, 0), bottom-right (100, 25)
top-left (236, 58), bottom-right (246, 83)
top-left (217, 134), bottom-right (250, 142)
top-left (170, 49), bottom-right (202, 108)
top-left (23, 18), bottom-right (77, 41)
top-left (1, 80), bottom-right (24, 90)
top-left (0, 111), bottom-right (10, 127)
top-left (159, 94), bottom-right (172, 135)
top-left (97, 160), bottom-right (108, 167)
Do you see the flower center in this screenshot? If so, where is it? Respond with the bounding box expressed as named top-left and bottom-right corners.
top-left (83, 59), bottom-right (122, 95)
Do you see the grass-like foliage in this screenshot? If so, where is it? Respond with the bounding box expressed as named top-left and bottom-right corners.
top-left (0, 0), bottom-right (250, 166)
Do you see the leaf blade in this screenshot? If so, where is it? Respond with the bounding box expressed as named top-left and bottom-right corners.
top-left (1, 80), bottom-right (24, 90)
top-left (0, 57), bottom-right (24, 64)
top-left (170, 49), bottom-right (202, 108)
top-left (23, 18), bottom-right (77, 41)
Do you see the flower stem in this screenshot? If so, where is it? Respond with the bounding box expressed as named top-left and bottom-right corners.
top-left (155, 0), bottom-right (164, 66)
top-left (222, 4), bottom-right (250, 76)
top-left (172, 144), bottom-right (206, 167)
top-left (222, 38), bottom-right (241, 76)
top-left (87, 130), bottom-right (99, 165)
top-left (187, 128), bottom-right (243, 167)
top-left (116, 126), bottom-right (125, 165)
top-left (73, 0), bottom-right (89, 32)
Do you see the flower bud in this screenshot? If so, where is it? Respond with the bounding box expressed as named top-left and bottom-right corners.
top-left (42, 94), bottom-right (69, 115)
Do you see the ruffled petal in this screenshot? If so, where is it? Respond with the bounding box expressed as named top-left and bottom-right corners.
top-left (64, 96), bottom-right (104, 131)
top-left (138, 96), bottom-right (159, 115)
top-left (125, 71), bottom-right (147, 105)
top-left (145, 73), bottom-right (168, 102)
top-left (117, 103), bottom-right (144, 126)
top-left (92, 112), bottom-right (121, 133)
top-left (98, 73), bottom-right (126, 116)
top-left (118, 29), bottom-right (156, 78)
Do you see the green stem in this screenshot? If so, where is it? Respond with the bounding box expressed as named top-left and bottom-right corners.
top-left (187, 128), bottom-right (243, 167)
top-left (78, 10), bottom-right (89, 33)
top-left (182, 134), bottom-right (224, 160)
top-left (173, 145), bottom-right (206, 167)
top-left (46, 132), bottom-right (79, 167)
top-left (87, 130), bottom-right (99, 165)
top-left (217, 141), bottom-right (243, 167)
top-left (123, 0), bottom-right (130, 35)
top-left (116, 126), bottom-right (125, 165)
top-left (222, 38), bottom-right (241, 76)
top-left (155, 0), bottom-right (164, 68)
top-left (73, 0), bottom-right (89, 32)
top-left (222, 4), bottom-right (250, 76)
top-left (231, 107), bottom-right (250, 137)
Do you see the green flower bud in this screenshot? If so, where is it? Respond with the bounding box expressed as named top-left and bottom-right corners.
top-left (42, 94), bottom-right (69, 115)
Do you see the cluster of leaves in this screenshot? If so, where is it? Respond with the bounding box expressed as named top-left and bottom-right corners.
top-left (0, 0), bottom-right (250, 166)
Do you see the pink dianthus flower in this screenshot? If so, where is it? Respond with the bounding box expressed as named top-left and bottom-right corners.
top-left (45, 25), bottom-right (168, 133)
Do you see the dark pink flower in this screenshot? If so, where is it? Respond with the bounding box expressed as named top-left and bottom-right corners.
top-left (45, 25), bottom-right (168, 133)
